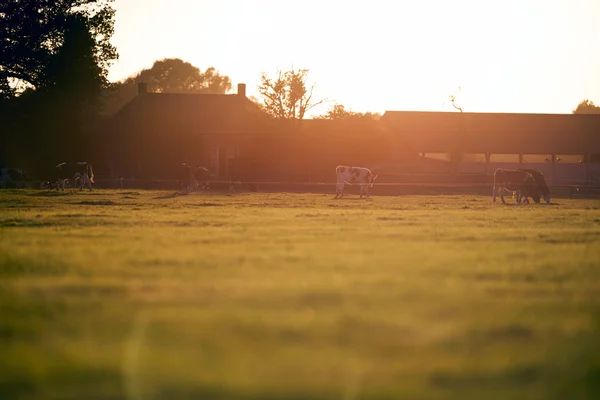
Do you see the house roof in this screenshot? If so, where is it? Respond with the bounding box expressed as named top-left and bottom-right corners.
top-left (381, 111), bottom-right (600, 154)
top-left (107, 92), bottom-right (270, 134)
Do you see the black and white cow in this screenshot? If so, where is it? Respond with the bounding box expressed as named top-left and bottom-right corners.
top-left (335, 165), bottom-right (377, 198)
top-left (179, 163), bottom-right (210, 193)
top-left (517, 168), bottom-right (551, 204)
top-left (194, 165), bottom-right (210, 191)
top-left (493, 168), bottom-right (540, 204)
top-left (0, 168), bottom-right (27, 189)
top-left (52, 162), bottom-right (95, 191)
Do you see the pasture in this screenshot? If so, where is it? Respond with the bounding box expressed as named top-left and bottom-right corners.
top-left (1, 189), bottom-right (599, 400)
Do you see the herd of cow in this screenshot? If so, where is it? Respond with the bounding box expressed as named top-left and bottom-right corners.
top-left (0, 162), bottom-right (208, 193)
top-left (0, 162), bottom-right (95, 192)
top-left (333, 165), bottom-right (552, 203)
top-left (1, 163), bottom-right (551, 204)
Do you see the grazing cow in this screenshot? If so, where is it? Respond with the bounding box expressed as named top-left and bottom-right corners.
top-left (517, 168), bottom-right (551, 204)
top-left (53, 162), bottom-right (95, 191)
top-left (194, 165), bottom-right (210, 191)
top-left (335, 165), bottom-right (377, 198)
top-left (0, 168), bottom-right (27, 188)
top-left (179, 163), bottom-right (210, 193)
top-left (493, 168), bottom-right (540, 204)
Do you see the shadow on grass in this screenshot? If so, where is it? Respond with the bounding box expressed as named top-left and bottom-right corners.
top-left (0, 218), bottom-right (54, 228)
top-left (430, 318), bottom-right (600, 400)
top-left (155, 385), bottom-right (337, 400)
top-left (496, 201), bottom-right (563, 207)
top-left (153, 192), bottom-right (186, 199)
top-left (332, 197), bottom-right (373, 201)
top-left (27, 191), bottom-right (71, 197)
top-left (0, 254), bottom-right (69, 277)
top-left (75, 200), bottom-right (120, 206)
top-left (0, 367), bottom-right (124, 400)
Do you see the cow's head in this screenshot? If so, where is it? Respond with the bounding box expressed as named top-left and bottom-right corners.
top-left (541, 189), bottom-right (551, 204)
top-left (370, 174), bottom-right (378, 187)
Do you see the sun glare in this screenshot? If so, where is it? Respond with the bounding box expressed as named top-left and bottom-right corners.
top-left (109, 0), bottom-right (600, 115)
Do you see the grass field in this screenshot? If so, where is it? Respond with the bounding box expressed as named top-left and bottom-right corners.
top-left (1, 189), bottom-right (600, 400)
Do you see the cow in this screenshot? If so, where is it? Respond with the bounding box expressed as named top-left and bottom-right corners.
top-left (335, 165), bottom-right (377, 198)
top-left (493, 168), bottom-right (540, 204)
top-left (0, 168), bottom-right (27, 189)
top-left (194, 165), bottom-right (210, 192)
top-left (517, 168), bottom-right (551, 204)
top-left (53, 162), bottom-right (95, 191)
top-left (179, 163), bottom-right (210, 193)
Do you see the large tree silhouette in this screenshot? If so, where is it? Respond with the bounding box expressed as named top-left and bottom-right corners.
top-left (0, 0), bottom-right (117, 99)
top-left (1, 1), bottom-right (117, 173)
top-left (104, 58), bottom-right (232, 114)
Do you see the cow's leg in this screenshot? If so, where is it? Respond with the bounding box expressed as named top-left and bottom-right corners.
top-left (361, 184), bottom-right (369, 198)
top-left (499, 186), bottom-right (506, 203)
top-left (81, 173), bottom-right (92, 191)
top-left (336, 182), bottom-right (344, 197)
top-left (492, 185), bottom-right (497, 202)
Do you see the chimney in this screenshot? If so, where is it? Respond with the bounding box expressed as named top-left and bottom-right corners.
top-left (138, 81), bottom-right (147, 95)
top-left (237, 83), bottom-right (246, 97)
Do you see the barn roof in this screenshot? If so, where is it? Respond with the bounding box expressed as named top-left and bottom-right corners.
top-left (381, 111), bottom-right (600, 154)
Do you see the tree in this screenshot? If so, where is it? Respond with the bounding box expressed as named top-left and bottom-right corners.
top-left (573, 99), bottom-right (600, 114)
top-left (0, 0), bottom-right (118, 98)
top-left (257, 67), bottom-right (325, 119)
top-left (103, 58), bottom-right (232, 114)
top-left (447, 87), bottom-right (465, 172)
top-left (315, 104), bottom-right (381, 120)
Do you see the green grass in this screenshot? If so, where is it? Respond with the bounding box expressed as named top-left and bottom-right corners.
top-left (1, 189), bottom-right (600, 400)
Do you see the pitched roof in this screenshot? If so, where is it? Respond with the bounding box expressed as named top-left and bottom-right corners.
top-left (107, 92), bottom-right (270, 134)
top-left (381, 111), bottom-right (600, 154)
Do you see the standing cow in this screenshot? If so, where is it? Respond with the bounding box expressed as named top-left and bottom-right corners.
top-left (179, 163), bottom-right (210, 193)
top-left (335, 165), bottom-right (377, 198)
top-left (493, 168), bottom-right (540, 204)
top-left (0, 168), bottom-right (27, 188)
top-left (53, 162), bottom-right (95, 191)
top-left (517, 168), bottom-right (551, 204)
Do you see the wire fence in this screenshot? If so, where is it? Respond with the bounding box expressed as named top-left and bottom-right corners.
top-left (4, 175), bottom-right (600, 199)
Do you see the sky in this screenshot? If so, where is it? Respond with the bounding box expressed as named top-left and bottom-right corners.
top-left (107, 0), bottom-right (600, 117)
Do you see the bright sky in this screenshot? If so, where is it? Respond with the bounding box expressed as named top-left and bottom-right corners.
top-left (108, 0), bottom-right (600, 117)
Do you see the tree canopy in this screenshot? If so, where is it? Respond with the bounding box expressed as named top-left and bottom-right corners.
top-left (315, 104), bottom-right (381, 120)
top-left (104, 58), bottom-right (232, 114)
top-left (257, 67), bottom-right (325, 119)
top-left (0, 0), bottom-right (118, 99)
top-left (573, 99), bottom-right (600, 114)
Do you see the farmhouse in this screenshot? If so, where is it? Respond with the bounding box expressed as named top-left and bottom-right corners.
top-left (98, 83), bottom-right (389, 185)
top-left (97, 82), bottom-right (600, 188)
